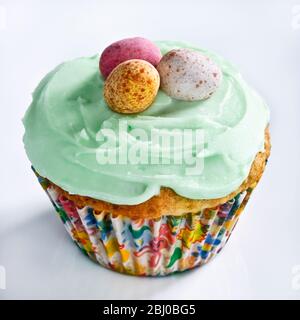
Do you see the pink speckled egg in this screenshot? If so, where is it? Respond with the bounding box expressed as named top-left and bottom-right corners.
top-left (104, 59), bottom-right (160, 114)
top-left (100, 37), bottom-right (162, 79)
top-left (157, 48), bottom-right (222, 101)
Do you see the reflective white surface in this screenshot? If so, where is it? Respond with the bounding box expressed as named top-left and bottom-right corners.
top-left (0, 0), bottom-right (300, 299)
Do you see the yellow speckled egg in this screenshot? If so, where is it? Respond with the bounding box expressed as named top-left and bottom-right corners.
top-left (104, 59), bottom-right (160, 114)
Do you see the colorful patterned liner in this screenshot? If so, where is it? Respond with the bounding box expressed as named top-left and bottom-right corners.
top-left (34, 170), bottom-right (253, 276)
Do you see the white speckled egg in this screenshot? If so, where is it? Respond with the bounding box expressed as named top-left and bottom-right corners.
top-left (157, 48), bottom-right (222, 101)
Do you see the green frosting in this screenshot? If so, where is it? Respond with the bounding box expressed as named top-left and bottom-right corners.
top-left (23, 41), bottom-right (269, 205)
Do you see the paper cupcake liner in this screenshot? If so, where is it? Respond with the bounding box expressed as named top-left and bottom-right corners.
top-left (34, 169), bottom-right (253, 276)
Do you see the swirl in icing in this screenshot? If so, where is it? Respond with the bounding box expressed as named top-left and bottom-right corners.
top-left (23, 41), bottom-right (269, 205)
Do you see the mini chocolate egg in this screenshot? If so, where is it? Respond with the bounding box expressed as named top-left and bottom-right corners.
top-left (104, 59), bottom-right (160, 114)
top-left (100, 37), bottom-right (162, 79)
top-left (157, 48), bottom-right (222, 101)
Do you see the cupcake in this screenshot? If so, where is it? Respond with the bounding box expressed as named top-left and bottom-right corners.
top-left (23, 38), bottom-right (270, 276)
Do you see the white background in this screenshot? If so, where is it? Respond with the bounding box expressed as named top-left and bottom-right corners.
top-left (0, 0), bottom-right (300, 300)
